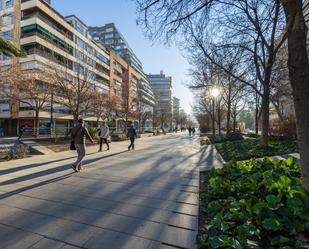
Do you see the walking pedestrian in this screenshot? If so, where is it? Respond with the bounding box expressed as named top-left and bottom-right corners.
top-left (98, 121), bottom-right (110, 151)
top-left (188, 127), bottom-right (192, 136)
top-left (70, 119), bottom-right (94, 172)
top-left (192, 127), bottom-right (196, 136)
top-left (127, 124), bottom-right (137, 151)
top-left (18, 123), bottom-right (29, 141)
top-left (0, 127), bottom-right (4, 137)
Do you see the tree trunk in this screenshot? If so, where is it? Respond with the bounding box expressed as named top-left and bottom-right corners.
top-left (226, 83), bottom-right (232, 134)
top-left (281, 0), bottom-right (309, 190)
top-left (233, 114), bottom-right (237, 132)
top-left (255, 104), bottom-right (259, 135)
top-left (218, 101), bottom-right (221, 136)
top-left (35, 109), bottom-right (39, 137)
top-left (73, 113), bottom-right (79, 123)
top-left (96, 117), bottom-right (100, 128)
top-left (212, 98), bottom-right (215, 136)
top-left (260, 86), bottom-right (270, 147)
top-left (226, 101), bottom-right (231, 134)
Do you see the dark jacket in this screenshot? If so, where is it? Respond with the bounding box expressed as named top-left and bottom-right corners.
top-left (127, 127), bottom-right (137, 138)
top-left (71, 124), bottom-right (93, 144)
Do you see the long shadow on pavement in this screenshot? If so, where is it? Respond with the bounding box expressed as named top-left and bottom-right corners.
top-left (0, 151), bottom-right (128, 187)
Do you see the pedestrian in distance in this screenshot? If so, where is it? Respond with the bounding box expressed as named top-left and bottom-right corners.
top-left (18, 123), bottom-right (29, 141)
top-left (0, 127), bottom-right (4, 137)
top-left (192, 127), bottom-right (196, 136)
top-left (127, 124), bottom-right (137, 151)
top-left (98, 121), bottom-right (110, 152)
top-left (188, 127), bottom-right (192, 136)
top-left (70, 118), bottom-right (94, 172)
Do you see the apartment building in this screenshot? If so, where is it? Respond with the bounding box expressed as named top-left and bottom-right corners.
top-left (147, 71), bottom-right (173, 129)
top-left (0, 0), bottom-right (112, 135)
top-left (173, 97), bottom-right (180, 126)
top-left (88, 23), bottom-right (156, 117)
top-left (109, 50), bottom-right (139, 129)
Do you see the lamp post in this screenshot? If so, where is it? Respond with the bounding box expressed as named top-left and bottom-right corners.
top-left (210, 86), bottom-right (221, 136)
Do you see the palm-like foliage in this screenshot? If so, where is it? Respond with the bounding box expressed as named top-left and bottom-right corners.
top-left (0, 36), bottom-right (25, 57)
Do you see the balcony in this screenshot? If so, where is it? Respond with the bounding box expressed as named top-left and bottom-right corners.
top-left (23, 47), bottom-right (73, 70)
top-left (21, 28), bottom-right (73, 55)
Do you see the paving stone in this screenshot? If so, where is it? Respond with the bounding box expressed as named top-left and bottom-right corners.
top-left (0, 223), bottom-right (42, 249)
top-left (29, 238), bottom-right (66, 249)
top-left (83, 229), bottom-right (153, 249)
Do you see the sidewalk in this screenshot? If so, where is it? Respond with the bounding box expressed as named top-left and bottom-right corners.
top-left (0, 133), bottom-right (200, 249)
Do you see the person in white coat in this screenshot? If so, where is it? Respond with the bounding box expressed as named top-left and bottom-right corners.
top-left (98, 122), bottom-right (110, 151)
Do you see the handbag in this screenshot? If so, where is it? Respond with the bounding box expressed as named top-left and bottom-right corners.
top-left (70, 140), bottom-right (76, 150)
top-left (107, 136), bottom-right (111, 144)
top-left (70, 126), bottom-right (82, 150)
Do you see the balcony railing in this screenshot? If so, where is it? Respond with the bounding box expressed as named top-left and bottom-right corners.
top-left (21, 30), bottom-right (73, 55)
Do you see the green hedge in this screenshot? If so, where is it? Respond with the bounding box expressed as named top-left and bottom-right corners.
top-left (208, 132), bottom-right (243, 144)
top-left (216, 139), bottom-right (298, 161)
top-left (0, 144), bottom-right (30, 160)
top-left (198, 157), bottom-right (309, 249)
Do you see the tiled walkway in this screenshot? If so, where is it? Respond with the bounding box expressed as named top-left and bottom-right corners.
top-left (0, 133), bottom-right (203, 249)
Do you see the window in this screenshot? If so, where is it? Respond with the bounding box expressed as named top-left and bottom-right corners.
top-left (0, 30), bottom-right (12, 40)
top-left (0, 54), bottom-right (8, 61)
top-left (76, 22), bottom-right (85, 35)
top-left (115, 44), bottom-right (126, 50)
top-left (105, 27), bottom-right (113, 32)
top-left (105, 39), bottom-right (113, 45)
top-left (75, 50), bottom-right (85, 62)
top-left (105, 33), bottom-right (114, 39)
top-left (102, 88), bottom-right (109, 95)
top-left (5, 0), bottom-right (13, 8)
top-left (76, 37), bottom-right (85, 49)
top-left (1, 15), bottom-right (13, 27)
top-left (74, 64), bottom-right (84, 75)
top-left (86, 44), bottom-right (94, 55)
top-left (87, 57), bottom-right (95, 67)
top-left (96, 52), bottom-right (109, 65)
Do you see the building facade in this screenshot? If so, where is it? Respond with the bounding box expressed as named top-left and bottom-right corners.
top-left (88, 23), bottom-right (156, 124)
top-left (0, 0), bottom-right (140, 135)
top-left (173, 97), bottom-right (180, 127)
top-left (147, 71), bottom-right (173, 129)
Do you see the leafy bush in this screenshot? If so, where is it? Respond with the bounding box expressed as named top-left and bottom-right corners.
top-left (201, 138), bottom-right (211, 146)
top-left (4, 144), bottom-right (30, 160)
top-left (245, 133), bottom-right (260, 138)
top-left (209, 132), bottom-right (243, 144)
top-left (198, 157), bottom-right (309, 249)
top-left (88, 127), bottom-right (99, 143)
top-left (216, 139), bottom-right (298, 161)
top-left (111, 133), bottom-right (127, 141)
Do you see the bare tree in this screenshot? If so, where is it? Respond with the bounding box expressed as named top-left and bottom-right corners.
top-left (133, 0), bottom-right (309, 191)
top-left (136, 84), bottom-right (153, 133)
top-left (0, 64), bottom-right (51, 135)
top-left (90, 92), bottom-right (108, 127)
top-left (50, 65), bottom-right (96, 122)
top-left (118, 78), bottom-right (137, 129)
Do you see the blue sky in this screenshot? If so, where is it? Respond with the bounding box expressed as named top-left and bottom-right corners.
top-left (52, 0), bottom-right (193, 114)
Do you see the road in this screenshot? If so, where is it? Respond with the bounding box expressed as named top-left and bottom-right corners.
top-left (0, 133), bottom-right (202, 249)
